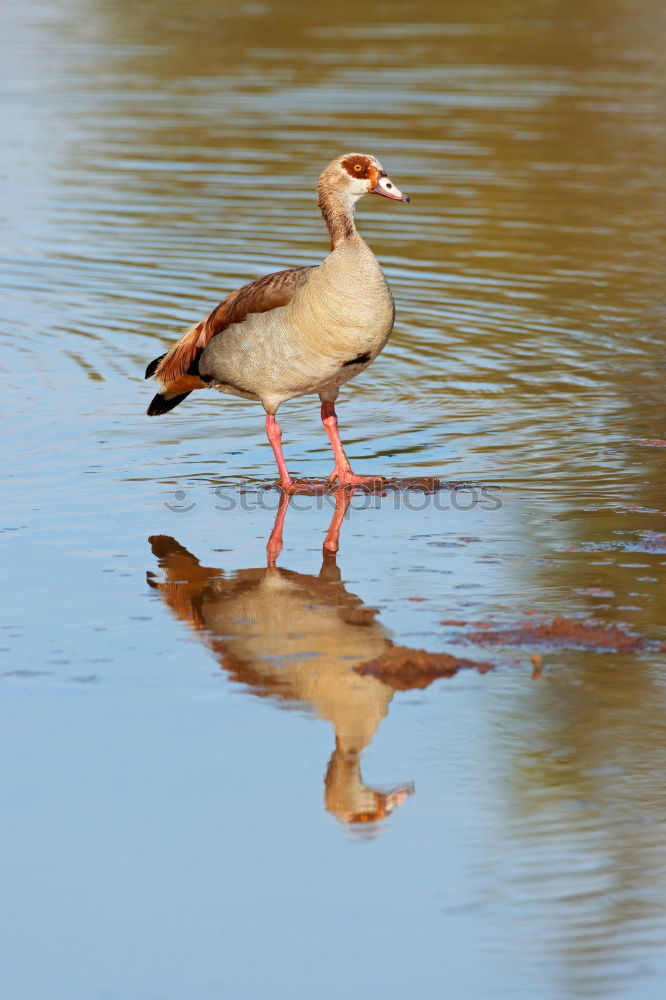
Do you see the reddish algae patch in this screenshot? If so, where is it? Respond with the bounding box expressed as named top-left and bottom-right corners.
top-left (634, 531), bottom-right (666, 553)
top-left (448, 615), bottom-right (657, 653)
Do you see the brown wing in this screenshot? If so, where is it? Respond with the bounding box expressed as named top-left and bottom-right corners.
top-left (152, 267), bottom-right (314, 384)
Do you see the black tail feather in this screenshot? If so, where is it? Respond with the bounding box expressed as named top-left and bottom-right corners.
top-left (145, 353), bottom-right (166, 379)
top-left (147, 391), bottom-right (191, 416)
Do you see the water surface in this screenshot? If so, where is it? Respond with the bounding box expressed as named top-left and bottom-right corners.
top-left (2, 1), bottom-right (666, 997)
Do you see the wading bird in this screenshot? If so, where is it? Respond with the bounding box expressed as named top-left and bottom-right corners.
top-left (144, 153), bottom-right (409, 490)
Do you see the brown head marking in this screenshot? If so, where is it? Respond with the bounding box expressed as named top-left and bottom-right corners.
top-left (341, 154), bottom-right (375, 181)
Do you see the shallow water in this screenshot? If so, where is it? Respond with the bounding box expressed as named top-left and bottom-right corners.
top-left (2, 0), bottom-right (666, 996)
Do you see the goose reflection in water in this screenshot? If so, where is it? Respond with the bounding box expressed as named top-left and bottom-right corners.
top-left (147, 489), bottom-right (484, 827)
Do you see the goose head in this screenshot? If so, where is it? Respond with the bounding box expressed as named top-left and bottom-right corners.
top-left (318, 152), bottom-right (409, 206)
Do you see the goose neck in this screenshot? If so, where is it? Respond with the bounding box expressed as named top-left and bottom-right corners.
top-left (317, 186), bottom-right (359, 250)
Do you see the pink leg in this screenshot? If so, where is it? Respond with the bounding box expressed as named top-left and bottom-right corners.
top-left (266, 491), bottom-right (290, 566)
top-left (320, 402), bottom-right (383, 487)
top-left (265, 413), bottom-right (324, 493)
top-left (323, 488), bottom-right (352, 553)
top-left (265, 413), bottom-right (292, 488)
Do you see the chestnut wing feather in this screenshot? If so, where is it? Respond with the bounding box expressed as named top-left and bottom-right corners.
top-left (154, 267), bottom-right (314, 384)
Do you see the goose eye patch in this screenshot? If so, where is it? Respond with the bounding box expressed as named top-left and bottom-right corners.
top-left (342, 155), bottom-right (372, 179)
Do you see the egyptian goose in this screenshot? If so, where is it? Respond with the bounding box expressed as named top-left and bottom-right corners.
top-left (144, 153), bottom-right (409, 489)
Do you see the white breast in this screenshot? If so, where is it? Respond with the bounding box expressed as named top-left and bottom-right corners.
top-left (200, 238), bottom-right (395, 410)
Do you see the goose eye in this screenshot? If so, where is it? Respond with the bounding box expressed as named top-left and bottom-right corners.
top-left (353, 163), bottom-right (362, 172)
